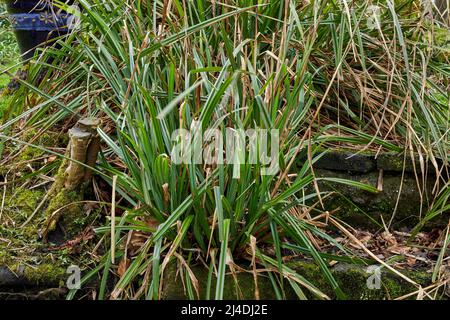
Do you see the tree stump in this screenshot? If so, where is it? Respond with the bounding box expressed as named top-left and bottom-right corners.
top-left (41, 118), bottom-right (101, 241)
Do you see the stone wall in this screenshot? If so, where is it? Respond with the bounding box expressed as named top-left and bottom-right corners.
top-left (300, 150), bottom-right (448, 230)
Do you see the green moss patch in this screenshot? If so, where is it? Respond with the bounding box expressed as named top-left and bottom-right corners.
top-left (0, 133), bottom-right (98, 291)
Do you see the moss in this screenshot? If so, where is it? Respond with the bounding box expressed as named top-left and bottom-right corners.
top-left (22, 128), bottom-right (69, 150)
top-left (0, 188), bottom-right (46, 268)
top-left (0, 94), bottom-right (12, 118)
top-left (0, 174), bottom-right (76, 271)
top-left (0, 130), bottom-right (66, 179)
top-left (49, 158), bottom-right (69, 194)
top-left (376, 153), bottom-right (424, 173)
top-left (8, 129), bottom-right (53, 162)
top-left (44, 188), bottom-right (85, 237)
top-left (0, 251), bottom-right (13, 266)
top-left (4, 188), bottom-right (44, 224)
top-left (22, 264), bottom-right (66, 287)
top-left (18, 144), bottom-right (45, 163)
top-left (379, 155), bottom-right (404, 171)
top-left (0, 128), bottom-right (96, 293)
top-left (15, 189), bottom-right (43, 207)
top-left (45, 189), bottom-right (80, 216)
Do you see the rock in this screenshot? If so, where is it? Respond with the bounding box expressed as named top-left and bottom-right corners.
top-left (0, 264), bottom-right (67, 299)
top-left (300, 149), bottom-right (448, 175)
top-left (0, 266), bottom-right (27, 286)
top-left (308, 169), bottom-right (448, 230)
top-left (161, 262), bottom-right (285, 300)
top-left (0, 264), bottom-right (65, 287)
top-left (310, 151), bottom-right (377, 173)
top-left (377, 153), bottom-right (418, 173)
top-left (161, 261), bottom-right (437, 300)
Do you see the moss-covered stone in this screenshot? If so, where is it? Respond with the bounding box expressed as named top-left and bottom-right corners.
top-left (299, 148), bottom-right (447, 174)
top-left (290, 261), bottom-right (432, 300)
top-left (161, 261), bottom-right (439, 300)
top-left (161, 262), bottom-right (293, 300)
top-left (377, 153), bottom-right (446, 173)
top-left (0, 263), bottom-right (66, 287)
top-left (308, 169), bottom-right (448, 230)
top-left (22, 264), bottom-right (66, 287)
top-left (314, 151), bottom-right (376, 173)
top-left (377, 153), bottom-right (415, 173)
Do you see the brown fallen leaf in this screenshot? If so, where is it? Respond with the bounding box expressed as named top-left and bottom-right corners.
top-left (355, 230), bottom-right (372, 244)
top-left (83, 202), bottom-right (99, 215)
top-left (128, 230), bottom-right (149, 256)
top-left (145, 216), bottom-right (161, 231)
top-left (46, 155), bottom-right (58, 163)
top-left (406, 257), bottom-right (417, 267)
top-left (118, 258), bottom-right (131, 278)
top-left (381, 231), bottom-right (397, 248)
top-left (162, 183), bottom-right (170, 206)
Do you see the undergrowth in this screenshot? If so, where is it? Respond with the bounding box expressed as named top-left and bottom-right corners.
top-left (0, 0), bottom-right (448, 300)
